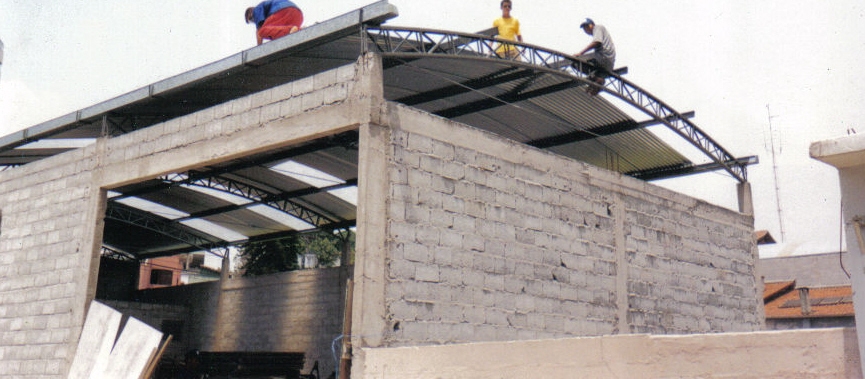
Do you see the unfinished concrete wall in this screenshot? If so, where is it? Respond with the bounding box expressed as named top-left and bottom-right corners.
top-left (133, 267), bottom-right (348, 374)
top-left (0, 128), bottom-right (105, 377)
top-left (0, 54), bottom-right (379, 377)
top-left (352, 103), bottom-right (761, 351)
top-left (359, 328), bottom-right (861, 379)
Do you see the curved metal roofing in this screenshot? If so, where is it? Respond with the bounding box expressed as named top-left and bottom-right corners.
top-left (0, 1), bottom-right (753, 260)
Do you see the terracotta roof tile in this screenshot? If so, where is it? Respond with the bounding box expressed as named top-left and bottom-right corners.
top-left (764, 284), bottom-right (854, 319)
top-left (763, 280), bottom-right (795, 302)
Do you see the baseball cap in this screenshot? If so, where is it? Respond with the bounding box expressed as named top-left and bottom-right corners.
top-left (580, 18), bottom-right (594, 28)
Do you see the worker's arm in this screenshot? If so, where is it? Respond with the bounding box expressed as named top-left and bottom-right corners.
top-left (576, 41), bottom-right (600, 56)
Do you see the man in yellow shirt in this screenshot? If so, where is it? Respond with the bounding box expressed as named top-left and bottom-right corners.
top-left (493, 0), bottom-right (522, 59)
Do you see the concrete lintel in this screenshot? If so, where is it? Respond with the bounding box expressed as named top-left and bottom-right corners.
top-left (98, 105), bottom-right (364, 189)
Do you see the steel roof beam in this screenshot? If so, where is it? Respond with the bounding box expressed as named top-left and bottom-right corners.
top-left (173, 177), bottom-right (358, 227)
top-left (100, 246), bottom-right (138, 262)
top-left (394, 67), bottom-right (535, 105)
top-left (528, 111), bottom-right (695, 149)
top-left (104, 203), bottom-right (228, 255)
top-left (628, 155), bottom-right (758, 181)
top-left (246, 219), bottom-right (356, 244)
top-left (435, 79), bottom-right (577, 119)
top-left (366, 27), bottom-right (747, 182)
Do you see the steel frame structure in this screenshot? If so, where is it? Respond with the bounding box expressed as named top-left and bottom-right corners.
top-left (104, 133), bottom-right (359, 259)
top-left (363, 26), bottom-right (748, 183)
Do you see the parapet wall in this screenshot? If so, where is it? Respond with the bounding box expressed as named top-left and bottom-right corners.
top-left (358, 103), bottom-right (762, 348)
top-left (360, 328), bottom-right (861, 379)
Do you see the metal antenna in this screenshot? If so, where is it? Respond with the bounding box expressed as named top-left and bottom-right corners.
top-left (766, 104), bottom-right (785, 242)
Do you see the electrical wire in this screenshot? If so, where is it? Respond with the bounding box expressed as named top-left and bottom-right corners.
top-left (840, 200), bottom-right (851, 278)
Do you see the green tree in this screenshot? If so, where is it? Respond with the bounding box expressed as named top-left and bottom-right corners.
top-left (238, 229), bottom-right (354, 277)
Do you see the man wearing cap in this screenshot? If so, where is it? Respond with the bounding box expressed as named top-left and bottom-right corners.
top-left (575, 18), bottom-right (616, 95)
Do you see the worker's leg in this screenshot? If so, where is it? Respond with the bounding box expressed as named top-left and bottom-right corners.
top-left (257, 7), bottom-right (304, 42)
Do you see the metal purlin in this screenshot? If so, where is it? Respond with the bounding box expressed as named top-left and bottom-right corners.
top-left (363, 26), bottom-right (748, 183)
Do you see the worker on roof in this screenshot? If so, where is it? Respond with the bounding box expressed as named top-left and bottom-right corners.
top-left (245, 0), bottom-right (304, 46)
top-left (493, 0), bottom-right (522, 60)
top-left (575, 18), bottom-right (616, 95)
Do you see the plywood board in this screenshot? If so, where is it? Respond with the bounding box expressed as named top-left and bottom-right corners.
top-left (100, 317), bottom-right (164, 379)
top-left (67, 301), bottom-right (122, 379)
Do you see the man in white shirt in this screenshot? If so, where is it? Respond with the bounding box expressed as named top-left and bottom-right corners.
top-left (575, 18), bottom-right (616, 95)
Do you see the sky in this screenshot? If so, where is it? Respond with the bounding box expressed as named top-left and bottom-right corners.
top-left (0, 0), bottom-right (863, 258)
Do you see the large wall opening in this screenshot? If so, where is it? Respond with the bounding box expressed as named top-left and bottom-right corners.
top-left (93, 131), bottom-right (360, 376)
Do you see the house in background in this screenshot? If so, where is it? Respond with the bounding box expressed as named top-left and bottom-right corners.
top-left (763, 279), bottom-right (854, 329)
top-left (760, 251), bottom-right (854, 329)
top-left (137, 253), bottom-right (224, 289)
top-left (139, 256), bottom-right (183, 289)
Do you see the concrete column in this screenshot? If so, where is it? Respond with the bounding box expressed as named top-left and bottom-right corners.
top-left (737, 181), bottom-right (753, 215)
top-left (613, 193), bottom-right (628, 334)
top-left (348, 53), bottom-right (388, 379)
top-left (810, 134), bottom-right (865, 376)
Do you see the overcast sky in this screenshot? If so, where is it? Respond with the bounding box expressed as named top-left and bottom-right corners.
top-left (1, 0), bottom-right (863, 258)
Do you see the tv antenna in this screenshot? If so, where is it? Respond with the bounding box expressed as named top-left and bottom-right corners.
top-left (766, 104), bottom-right (785, 242)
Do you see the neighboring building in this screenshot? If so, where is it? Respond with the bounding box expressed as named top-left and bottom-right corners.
top-left (760, 251), bottom-right (852, 287)
top-left (811, 130), bottom-right (865, 375)
top-left (139, 256), bottom-right (184, 289)
top-left (763, 280), bottom-right (854, 329)
top-left (754, 229), bottom-right (776, 245)
top-left (759, 251), bottom-right (854, 330)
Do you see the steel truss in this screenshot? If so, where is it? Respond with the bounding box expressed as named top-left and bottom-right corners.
top-left (364, 26), bottom-right (748, 182)
top-left (162, 172), bottom-right (355, 228)
top-left (105, 202), bottom-right (230, 255)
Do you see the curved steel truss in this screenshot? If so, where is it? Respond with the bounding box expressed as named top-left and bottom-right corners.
top-left (364, 26), bottom-right (748, 182)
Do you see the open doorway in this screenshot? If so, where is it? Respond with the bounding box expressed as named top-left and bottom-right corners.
top-left (94, 130), bottom-right (359, 377)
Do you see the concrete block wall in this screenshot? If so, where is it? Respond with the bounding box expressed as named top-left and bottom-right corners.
top-left (0, 54), bottom-right (377, 378)
top-left (208, 268), bottom-right (347, 374)
top-left (0, 139), bottom-right (103, 377)
top-left (623, 193), bottom-right (761, 333)
top-left (370, 104), bottom-right (761, 347)
top-left (137, 267), bottom-right (348, 375)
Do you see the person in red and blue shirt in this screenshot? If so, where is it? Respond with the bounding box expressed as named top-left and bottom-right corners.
top-left (245, 0), bottom-right (303, 45)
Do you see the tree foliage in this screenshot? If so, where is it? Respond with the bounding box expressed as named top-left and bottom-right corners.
top-left (238, 229), bottom-right (354, 277)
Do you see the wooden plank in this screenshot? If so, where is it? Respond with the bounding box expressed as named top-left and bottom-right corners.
top-left (141, 334), bottom-right (172, 379)
top-left (67, 301), bottom-right (122, 379)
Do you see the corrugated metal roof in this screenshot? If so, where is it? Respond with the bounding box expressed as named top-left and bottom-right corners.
top-left (0, 1), bottom-right (744, 259)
